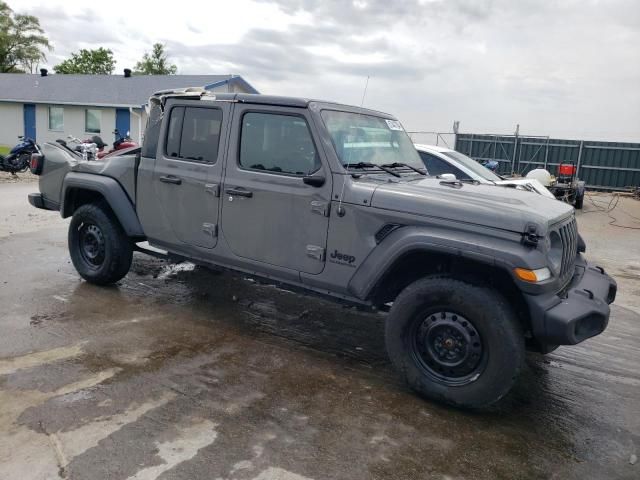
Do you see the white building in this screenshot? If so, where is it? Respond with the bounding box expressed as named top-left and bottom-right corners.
top-left (0, 70), bottom-right (258, 147)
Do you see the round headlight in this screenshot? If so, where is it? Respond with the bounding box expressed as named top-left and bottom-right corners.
top-left (548, 231), bottom-right (563, 272)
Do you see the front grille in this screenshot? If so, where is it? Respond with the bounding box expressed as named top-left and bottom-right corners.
top-left (556, 216), bottom-right (578, 285)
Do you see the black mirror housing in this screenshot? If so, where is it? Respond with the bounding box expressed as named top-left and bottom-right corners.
top-left (303, 175), bottom-right (325, 187)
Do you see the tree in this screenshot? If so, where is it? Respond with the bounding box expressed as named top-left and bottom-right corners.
top-left (0, 1), bottom-right (51, 73)
top-left (134, 43), bottom-right (177, 75)
top-left (54, 47), bottom-right (115, 75)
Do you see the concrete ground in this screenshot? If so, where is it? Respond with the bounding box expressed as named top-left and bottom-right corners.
top-left (1, 175), bottom-right (639, 480)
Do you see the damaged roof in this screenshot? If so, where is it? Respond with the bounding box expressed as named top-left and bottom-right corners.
top-left (0, 73), bottom-right (258, 108)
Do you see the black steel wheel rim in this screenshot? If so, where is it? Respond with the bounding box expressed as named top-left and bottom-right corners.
top-left (78, 222), bottom-right (105, 268)
top-left (410, 311), bottom-right (486, 386)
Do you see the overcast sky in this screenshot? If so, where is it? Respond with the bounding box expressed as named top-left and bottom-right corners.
top-left (15, 0), bottom-right (640, 142)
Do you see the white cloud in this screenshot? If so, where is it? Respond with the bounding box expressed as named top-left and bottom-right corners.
top-left (11, 0), bottom-right (640, 141)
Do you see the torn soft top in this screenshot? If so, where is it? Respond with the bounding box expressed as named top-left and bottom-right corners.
top-left (148, 87), bottom-right (215, 110)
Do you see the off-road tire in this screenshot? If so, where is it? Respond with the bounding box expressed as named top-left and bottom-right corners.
top-left (385, 276), bottom-right (524, 409)
top-left (68, 201), bottom-right (133, 285)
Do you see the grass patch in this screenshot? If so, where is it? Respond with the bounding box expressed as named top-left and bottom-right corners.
top-left (0, 145), bottom-right (10, 156)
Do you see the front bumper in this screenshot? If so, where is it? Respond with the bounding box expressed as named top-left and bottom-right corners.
top-left (525, 255), bottom-right (616, 346)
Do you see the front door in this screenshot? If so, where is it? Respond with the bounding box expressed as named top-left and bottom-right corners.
top-left (221, 106), bottom-right (332, 274)
top-left (153, 101), bottom-right (230, 249)
top-left (23, 104), bottom-right (36, 140)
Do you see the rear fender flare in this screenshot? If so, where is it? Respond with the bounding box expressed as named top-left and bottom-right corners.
top-left (61, 172), bottom-right (144, 237)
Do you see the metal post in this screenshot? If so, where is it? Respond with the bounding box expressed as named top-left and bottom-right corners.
top-left (511, 124), bottom-right (519, 175)
top-left (544, 137), bottom-right (550, 169)
top-left (576, 140), bottom-right (584, 178)
top-left (492, 135), bottom-right (497, 163)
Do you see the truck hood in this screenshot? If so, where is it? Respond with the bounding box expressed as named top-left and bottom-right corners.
top-left (370, 177), bottom-right (573, 234)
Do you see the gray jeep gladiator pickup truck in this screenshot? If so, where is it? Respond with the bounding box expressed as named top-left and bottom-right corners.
top-left (28, 89), bottom-right (617, 408)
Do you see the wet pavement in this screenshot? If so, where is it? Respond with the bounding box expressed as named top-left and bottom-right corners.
top-left (1, 181), bottom-right (639, 480)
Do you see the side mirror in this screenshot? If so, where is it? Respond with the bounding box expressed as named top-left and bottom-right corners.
top-left (303, 174), bottom-right (325, 187)
top-left (438, 173), bottom-right (457, 181)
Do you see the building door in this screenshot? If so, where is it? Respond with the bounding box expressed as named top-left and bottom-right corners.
top-left (115, 108), bottom-right (130, 137)
top-left (221, 106), bottom-right (331, 275)
top-left (23, 104), bottom-right (36, 140)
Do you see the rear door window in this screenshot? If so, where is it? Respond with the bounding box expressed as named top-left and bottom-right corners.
top-left (164, 106), bottom-right (223, 163)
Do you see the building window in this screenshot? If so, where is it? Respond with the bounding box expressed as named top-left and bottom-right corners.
top-left (85, 109), bottom-right (101, 133)
top-left (48, 106), bottom-right (64, 131)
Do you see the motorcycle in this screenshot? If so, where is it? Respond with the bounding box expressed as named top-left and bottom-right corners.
top-left (85, 129), bottom-right (137, 159)
top-left (0, 136), bottom-right (41, 174)
top-left (66, 135), bottom-right (98, 161)
top-left (56, 130), bottom-right (137, 162)
top-left (100, 129), bottom-right (137, 158)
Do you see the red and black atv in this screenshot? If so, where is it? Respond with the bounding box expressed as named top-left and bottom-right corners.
top-left (86, 129), bottom-right (138, 159)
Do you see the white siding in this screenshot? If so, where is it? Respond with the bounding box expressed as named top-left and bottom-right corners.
top-left (130, 108), bottom-right (146, 144)
top-left (0, 102), bottom-right (23, 147)
top-left (0, 75), bottom-right (257, 149)
top-left (35, 105), bottom-right (120, 145)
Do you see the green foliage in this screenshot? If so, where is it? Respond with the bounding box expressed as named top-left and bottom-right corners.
top-left (0, 145), bottom-right (10, 156)
top-left (53, 47), bottom-right (116, 75)
top-left (0, 1), bottom-right (51, 73)
top-left (134, 43), bottom-right (177, 75)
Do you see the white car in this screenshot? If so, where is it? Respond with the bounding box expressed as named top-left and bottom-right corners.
top-left (415, 144), bottom-right (555, 199)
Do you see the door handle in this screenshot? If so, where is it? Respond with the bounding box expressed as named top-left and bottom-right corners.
top-left (159, 175), bottom-right (182, 185)
top-left (225, 188), bottom-right (253, 198)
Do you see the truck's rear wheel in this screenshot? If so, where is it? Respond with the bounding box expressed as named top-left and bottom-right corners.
top-left (68, 202), bottom-right (132, 285)
top-left (385, 276), bottom-right (524, 409)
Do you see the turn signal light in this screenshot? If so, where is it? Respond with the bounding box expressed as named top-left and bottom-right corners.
top-left (514, 267), bottom-right (551, 283)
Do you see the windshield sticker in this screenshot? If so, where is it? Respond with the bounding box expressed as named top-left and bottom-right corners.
top-left (385, 119), bottom-right (404, 131)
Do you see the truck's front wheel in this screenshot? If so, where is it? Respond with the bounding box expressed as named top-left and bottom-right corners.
top-left (385, 276), bottom-right (524, 409)
top-left (68, 202), bottom-right (132, 285)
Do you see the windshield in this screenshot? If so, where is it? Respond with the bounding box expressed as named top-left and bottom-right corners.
top-left (441, 150), bottom-right (502, 182)
top-left (321, 110), bottom-right (424, 170)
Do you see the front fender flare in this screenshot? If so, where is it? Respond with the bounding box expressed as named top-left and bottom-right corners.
top-left (347, 226), bottom-right (549, 300)
top-left (61, 172), bottom-right (144, 237)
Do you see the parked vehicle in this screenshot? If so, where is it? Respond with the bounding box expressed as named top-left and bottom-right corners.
top-left (0, 136), bottom-right (41, 174)
top-left (94, 129), bottom-right (138, 159)
top-left (65, 135), bottom-right (99, 161)
top-left (28, 90), bottom-right (616, 409)
top-left (526, 164), bottom-right (586, 209)
top-left (415, 144), bottom-right (556, 198)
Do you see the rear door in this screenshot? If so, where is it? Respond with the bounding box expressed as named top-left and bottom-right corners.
top-left (153, 100), bottom-right (231, 249)
top-left (221, 105), bottom-right (332, 274)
